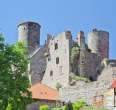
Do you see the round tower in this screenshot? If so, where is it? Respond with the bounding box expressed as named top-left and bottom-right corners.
top-left (88, 29), bottom-right (109, 60)
top-left (18, 21), bottom-right (41, 54)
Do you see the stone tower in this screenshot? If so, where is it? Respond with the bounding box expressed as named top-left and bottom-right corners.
top-left (88, 29), bottom-right (109, 60)
top-left (78, 31), bottom-right (87, 77)
top-left (18, 21), bottom-right (41, 54)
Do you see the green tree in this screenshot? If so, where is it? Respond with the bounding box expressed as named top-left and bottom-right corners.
top-left (0, 34), bottom-right (32, 110)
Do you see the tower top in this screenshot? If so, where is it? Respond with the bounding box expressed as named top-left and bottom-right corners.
top-left (18, 21), bottom-right (41, 28)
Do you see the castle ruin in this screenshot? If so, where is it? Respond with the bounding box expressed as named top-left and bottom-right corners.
top-left (18, 21), bottom-right (116, 108)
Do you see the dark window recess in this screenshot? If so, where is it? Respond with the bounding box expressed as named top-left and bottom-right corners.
top-left (50, 71), bottom-right (53, 76)
top-left (55, 43), bottom-right (58, 50)
top-left (56, 57), bottom-right (59, 64)
top-left (42, 71), bottom-right (45, 74)
top-left (89, 76), bottom-right (94, 81)
top-left (81, 61), bottom-right (84, 64)
top-left (48, 56), bottom-right (51, 61)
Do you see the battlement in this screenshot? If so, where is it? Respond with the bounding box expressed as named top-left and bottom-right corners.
top-left (18, 21), bottom-right (41, 28)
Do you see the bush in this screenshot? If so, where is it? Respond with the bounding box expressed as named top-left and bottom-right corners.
top-left (81, 106), bottom-right (108, 110)
top-left (6, 103), bottom-right (12, 110)
top-left (40, 105), bottom-right (49, 110)
top-left (70, 74), bottom-right (90, 83)
top-left (63, 101), bottom-right (73, 110)
top-left (56, 82), bottom-right (62, 90)
top-left (51, 107), bottom-right (62, 110)
top-left (72, 100), bottom-right (86, 110)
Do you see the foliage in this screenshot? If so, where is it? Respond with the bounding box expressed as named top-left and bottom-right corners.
top-left (6, 103), bottom-right (12, 110)
top-left (40, 105), bottom-right (49, 110)
top-left (0, 34), bottom-right (32, 110)
top-left (70, 43), bottom-right (80, 74)
top-left (70, 74), bottom-right (90, 83)
top-left (64, 101), bottom-right (73, 110)
top-left (81, 106), bottom-right (108, 110)
top-left (56, 82), bottom-right (62, 90)
top-left (51, 108), bottom-right (62, 110)
top-left (72, 100), bottom-right (86, 110)
top-left (70, 44), bottom-right (80, 64)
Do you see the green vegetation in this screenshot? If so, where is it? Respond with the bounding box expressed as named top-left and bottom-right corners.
top-left (64, 101), bottom-right (73, 110)
top-left (81, 106), bottom-right (108, 110)
top-left (40, 105), bottom-right (49, 110)
top-left (70, 43), bottom-right (80, 64)
top-left (70, 74), bottom-right (90, 83)
top-left (39, 100), bottom-right (108, 110)
top-left (39, 100), bottom-right (85, 110)
top-left (70, 42), bottom-right (80, 74)
top-left (0, 34), bottom-right (32, 110)
top-left (72, 100), bottom-right (85, 110)
top-left (56, 82), bottom-right (62, 90)
top-left (51, 108), bottom-right (62, 110)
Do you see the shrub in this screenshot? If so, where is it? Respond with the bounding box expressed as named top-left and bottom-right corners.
top-left (6, 103), bottom-right (12, 110)
top-left (81, 106), bottom-right (108, 110)
top-left (40, 105), bottom-right (49, 110)
top-left (70, 74), bottom-right (90, 83)
top-left (56, 82), bottom-right (62, 90)
top-left (63, 101), bottom-right (73, 110)
top-left (51, 107), bottom-right (63, 110)
top-left (72, 100), bottom-right (86, 110)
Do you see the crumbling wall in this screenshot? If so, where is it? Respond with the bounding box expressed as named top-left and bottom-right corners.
top-left (30, 46), bottom-right (47, 85)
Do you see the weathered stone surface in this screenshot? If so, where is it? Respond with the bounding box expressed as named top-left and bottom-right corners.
top-left (18, 21), bottom-right (41, 54)
top-left (88, 29), bottom-right (109, 60)
top-left (59, 79), bottom-right (111, 105)
top-left (30, 46), bottom-right (47, 85)
top-left (42, 32), bottom-right (72, 88)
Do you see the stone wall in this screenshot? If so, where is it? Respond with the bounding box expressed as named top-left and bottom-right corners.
top-left (26, 100), bottom-right (60, 110)
top-left (85, 52), bottom-right (101, 81)
top-left (42, 31), bottom-right (72, 88)
top-left (59, 80), bottom-right (111, 105)
top-left (30, 46), bottom-right (47, 85)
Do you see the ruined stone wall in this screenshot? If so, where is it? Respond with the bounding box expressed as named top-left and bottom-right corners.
top-left (85, 52), bottom-right (101, 81)
top-left (30, 46), bottom-right (47, 85)
top-left (59, 80), bottom-right (111, 105)
top-left (59, 63), bottom-right (116, 106)
top-left (42, 31), bottom-right (72, 88)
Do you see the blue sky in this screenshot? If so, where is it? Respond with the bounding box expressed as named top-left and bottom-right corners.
top-left (0, 0), bottom-right (116, 58)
